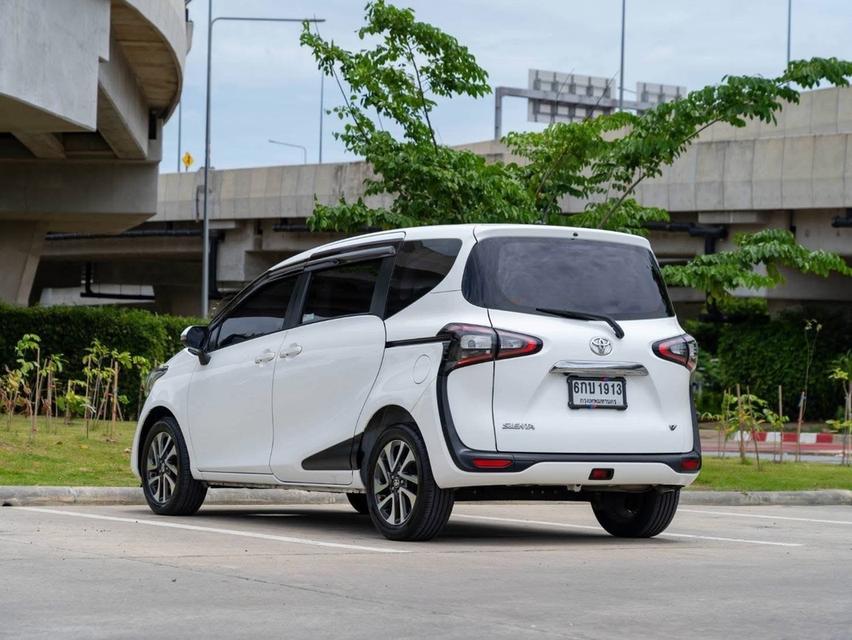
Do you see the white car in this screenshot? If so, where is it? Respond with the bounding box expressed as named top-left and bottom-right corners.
top-left (132, 224), bottom-right (700, 541)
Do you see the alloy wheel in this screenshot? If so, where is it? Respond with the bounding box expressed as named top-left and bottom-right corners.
top-left (145, 431), bottom-right (178, 505)
top-left (372, 439), bottom-right (419, 526)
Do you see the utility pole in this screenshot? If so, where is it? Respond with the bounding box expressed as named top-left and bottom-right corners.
top-left (619, 0), bottom-right (626, 111)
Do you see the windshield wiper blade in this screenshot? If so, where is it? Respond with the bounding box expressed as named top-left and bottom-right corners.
top-left (535, 307), bottom-right (625, 339)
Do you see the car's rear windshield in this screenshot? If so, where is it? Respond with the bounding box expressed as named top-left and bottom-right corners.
top-left (462, 236), bottom-right (674, 320)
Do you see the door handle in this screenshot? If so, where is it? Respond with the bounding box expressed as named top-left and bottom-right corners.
top-left (279, 343), bottom-right (302, 359)
top-left (254, 350), bottom-right (275, 364)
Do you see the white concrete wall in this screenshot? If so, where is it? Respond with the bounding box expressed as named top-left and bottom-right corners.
top-left (0, 0), bottom-right (109, 131)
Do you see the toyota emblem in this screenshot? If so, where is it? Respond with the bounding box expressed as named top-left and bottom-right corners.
top-left (589, 336), bottom-right (612, 356)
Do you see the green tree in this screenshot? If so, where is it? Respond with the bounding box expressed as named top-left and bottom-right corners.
top-left (662, 228), bottom-right (852, 309)
top-left (301, 1), bottom-right (852, 302)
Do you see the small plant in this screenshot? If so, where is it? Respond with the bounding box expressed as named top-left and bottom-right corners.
top-left (795, 319), bottom-right (822, 461)
top-left (15, 334), bottom-right (43, 441)
top-left (56, 379), bottom-right (87, 424)
top-left (826, 351), bottom-right (852, 466)
top-left (0, 367), bottom-right (24, 429)
top-left (42, 353), bottom-right (64, 433)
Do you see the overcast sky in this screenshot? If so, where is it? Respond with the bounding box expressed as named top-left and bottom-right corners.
top-left (162, 0), bottom-right (852, 173)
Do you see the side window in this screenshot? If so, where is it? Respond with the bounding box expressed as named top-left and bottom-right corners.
top-left (301, 259), bottom-right (382, 324)
top-left (214, 276), bottom-right (297, 349)
top-left (385, 239), bottom-right (462, 317)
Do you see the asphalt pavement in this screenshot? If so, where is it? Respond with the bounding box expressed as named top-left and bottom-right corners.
top-left (1, 502), bottom-right (850, 639)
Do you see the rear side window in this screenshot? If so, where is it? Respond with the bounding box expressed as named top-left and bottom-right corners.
top-left (463, 237), bottom-right (673, 320)
top-left (385, 239), bottom-right (462, 317)
top-left (302, 259), bottom-right (382, 324)
top-left (213, 276), bottom-right (297, 349)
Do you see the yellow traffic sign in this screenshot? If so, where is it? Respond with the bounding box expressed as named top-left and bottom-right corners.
top-left (182, 151), bottom-right (194, 171)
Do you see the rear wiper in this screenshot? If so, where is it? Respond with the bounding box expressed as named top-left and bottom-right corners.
top-left (535, 307), bottom-right (625, 339)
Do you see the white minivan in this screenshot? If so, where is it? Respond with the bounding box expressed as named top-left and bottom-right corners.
top-left (133, 224), bottom-right (700, 541)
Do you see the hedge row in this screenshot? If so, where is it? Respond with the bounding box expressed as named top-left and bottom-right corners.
top-left (2, 304), bottom-right (849, 422)
top-left (0, 304), bottom-right (202, 419)
top-left (691, 310), bottom-right (852, 421)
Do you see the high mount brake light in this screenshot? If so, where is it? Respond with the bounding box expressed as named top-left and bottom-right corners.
top-left (440, 323), bottom-right (542, 372)
top-left (652, 334), bottom-right (698, 371)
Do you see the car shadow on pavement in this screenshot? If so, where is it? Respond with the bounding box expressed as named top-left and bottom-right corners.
top-left (183, 506), bottom-right (675, 546)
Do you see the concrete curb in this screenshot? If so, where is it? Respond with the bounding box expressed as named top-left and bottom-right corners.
top-left (679, 489), bottom-right (852, 506)
top-left (0, 486), bottom-right (346, 507)
top-left (2, 486), bottom-right (850, 507)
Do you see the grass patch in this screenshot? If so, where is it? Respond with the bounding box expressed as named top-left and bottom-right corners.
top-left (1, 414), bottom-right (850, 491)
top-left (691, 456), bottom-right (852, 492)
top-left (0, 415), bottom-right (137, 486)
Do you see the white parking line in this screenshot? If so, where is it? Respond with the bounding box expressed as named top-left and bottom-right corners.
top-left (17, 507), bottom-right (409, 554)
top-left (453, 513), bottom-right (803, 547)
top-left (679, 508), bottom-right (852, 526)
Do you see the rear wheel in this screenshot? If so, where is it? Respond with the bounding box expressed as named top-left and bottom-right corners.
top-left (346, 492), bottom-right (369, 515)
top-left (591, 489), bottom-right (679, 538)
top-left (142, 417), bottom-right (207, 516)
top-left (366, 424), bottom-right (454, 541)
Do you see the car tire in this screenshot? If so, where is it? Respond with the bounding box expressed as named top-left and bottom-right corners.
top-left (346, 492), bottom-right (369, 515)
top-left (366, 424), bottom-right (454, 541)
top-left (591, 489), bottom-right (680, 538)
top-left (141, 417), bottom-right (207, 516)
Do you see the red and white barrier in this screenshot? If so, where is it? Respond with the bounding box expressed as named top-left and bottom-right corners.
top-left (729, 431), bottom-right (836, 444)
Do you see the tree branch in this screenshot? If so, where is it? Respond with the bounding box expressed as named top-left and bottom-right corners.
top-left (406, 41), bottom-right (438, 150)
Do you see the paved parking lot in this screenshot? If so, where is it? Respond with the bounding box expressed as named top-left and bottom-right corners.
top-left (2, 501), bottom-right (850, 639)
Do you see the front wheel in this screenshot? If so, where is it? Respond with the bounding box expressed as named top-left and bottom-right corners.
top-left (141, 417), bottom-right (207, 516)
top-left (591, 489), bottom-right (680, 538)
top-left (366, 424), bottom-right (454, 541)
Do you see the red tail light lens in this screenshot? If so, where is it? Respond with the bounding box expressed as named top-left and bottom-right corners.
top-left (680, 455), bottom-right (701, 472)
top-left (440, 324), bottom-right (542, 372)
top-left (652, 334), bottom-right (698, 371)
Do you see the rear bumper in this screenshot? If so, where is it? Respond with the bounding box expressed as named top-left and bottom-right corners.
top-left (443, 460), bottom-right (700, 489)
top-left (434, 371), bottom-right (701, 485)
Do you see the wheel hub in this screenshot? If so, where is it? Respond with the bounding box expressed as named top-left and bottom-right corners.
top-left (373, 439), bottom-right (419, 526)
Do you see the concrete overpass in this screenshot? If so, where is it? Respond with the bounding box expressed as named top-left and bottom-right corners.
top-left (34, 86), bottom-right (852, 316)
top-left (0, 0), bottom-right (190, 304)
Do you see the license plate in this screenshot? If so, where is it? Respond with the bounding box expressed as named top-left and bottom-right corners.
top-left (567, 376), bottom-right (627, 410)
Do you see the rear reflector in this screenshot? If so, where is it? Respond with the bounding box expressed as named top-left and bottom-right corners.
top-left (471, 458), bottom-right (513, 469)
top-left (588, 468), bottom-right (614, 480)
top-left (680, 456), bottom-right (701, 472)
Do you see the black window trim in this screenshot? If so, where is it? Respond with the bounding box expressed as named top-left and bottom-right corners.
top-left (206, 271), bottom-right (302, 352)
top-left (208, 239), bottom-right (402, 338)
top-left (288, 255), bottom-right (395, 329)
top-left (380, 237), bottom-right (465, 320)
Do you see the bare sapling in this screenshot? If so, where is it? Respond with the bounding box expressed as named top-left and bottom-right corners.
top-left (827, 351), bottom-right (852, 466)
top-left (775, 385), bottom-right (784, 464)
top-left (796, 320), bottom-right (822, 462)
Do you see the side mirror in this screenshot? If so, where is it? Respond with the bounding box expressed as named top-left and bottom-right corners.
top-left (180, 325), bottom-right (210, 365)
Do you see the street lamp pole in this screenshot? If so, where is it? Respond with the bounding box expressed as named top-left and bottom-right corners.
top-left (201, 7), bottom-right (325, 316)
top-left (318, 73), bottom-right (324, 163)
top-left (268, 139), bottom-right (308, 164)
top-left (618, 0), bottom-right (626, 111)
top-left (786, 0), bottom-right (792, 67)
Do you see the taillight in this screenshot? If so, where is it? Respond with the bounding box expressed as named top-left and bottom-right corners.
top-left (652, 334), bottom-right (698, 371)
top-left (440, 323), bottom-right (542, 373)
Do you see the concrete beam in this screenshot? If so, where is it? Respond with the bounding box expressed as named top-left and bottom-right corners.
top-left (96, 36), bottom-right (149, 160)
top-left (10, 132), bottom-right (65, 159)
top-left (0, 161), bottom-right (158, 232)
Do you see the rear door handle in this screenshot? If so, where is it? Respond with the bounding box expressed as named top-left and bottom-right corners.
top-left (254, 350), bottom-right (275, 364)
top-left (279, 343), bottom-right (303, 359)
